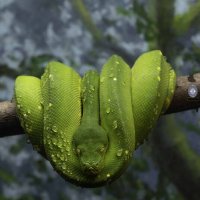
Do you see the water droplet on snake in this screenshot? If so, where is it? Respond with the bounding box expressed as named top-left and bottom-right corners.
top-left (116, 149), bottom-right (123, 157)
top-left (51, 154), bottom-right (56, 161)
top-left (61, 165), bottom-right (66, 170)
top-left (49, 103), bottom-right (53, 107)
top-left (52, 125), bottom-right (58, 133)
top-left (100, 77), bottom-right (105, 83)
top-left (113, 120), bottom-right (118, 129)
top-left (125, 150), bottom-right (129, 155)
top-left (60, 156), bottom-right (65, 161)
top-left (58, 143), bottom-right (62, 148)
top-left (52, 139), bottom-right (57, 145)
top-left (106, 173), bottom-right (111, 178)
top-left (49, 74), bottom-right (53, 80)
top-left (106, 107), bottom-right (110, 114)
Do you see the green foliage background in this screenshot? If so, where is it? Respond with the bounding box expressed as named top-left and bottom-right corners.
top-left (0, 0), bottom-right (200, 200)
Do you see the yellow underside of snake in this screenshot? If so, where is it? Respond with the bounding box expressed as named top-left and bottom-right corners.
top-left (14, 50), bottom-right (176, 187)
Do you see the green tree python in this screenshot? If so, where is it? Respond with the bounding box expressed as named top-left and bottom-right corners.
top-left (14, 50), bottom-right (176, 187)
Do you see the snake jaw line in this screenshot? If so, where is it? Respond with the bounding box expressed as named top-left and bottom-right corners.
top-left (14, 50), bottom-right (176, 187)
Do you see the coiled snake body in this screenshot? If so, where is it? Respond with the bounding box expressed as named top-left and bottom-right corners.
top-left (15, 50), bottom-right (176, 187)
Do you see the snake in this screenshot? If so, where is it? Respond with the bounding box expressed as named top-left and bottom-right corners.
top-left (14, 50), bottom-right (176, 187)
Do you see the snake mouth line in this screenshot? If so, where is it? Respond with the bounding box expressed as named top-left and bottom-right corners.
top-left (83, 167), bottom-right (100, 176)
top-left (82, 162), bottom-right (102, 176)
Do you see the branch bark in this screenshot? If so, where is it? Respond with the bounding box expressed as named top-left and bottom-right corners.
top-left (0, 101), bottom-right (23, 137)
top-left (0, 73), bottom-right (200, 138)
top-left (165, 73), bottom-right (200, 114)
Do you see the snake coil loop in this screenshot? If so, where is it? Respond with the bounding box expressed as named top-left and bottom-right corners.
top-left (15, 50), bottom-right (176, 187)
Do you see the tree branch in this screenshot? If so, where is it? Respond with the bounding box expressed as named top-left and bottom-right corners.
top-left (165, 73), bottom-right (200, 114)
top-left (0, 101), bottom-right (24, 137)
top-left (0, 73), bottom-right (200, 137)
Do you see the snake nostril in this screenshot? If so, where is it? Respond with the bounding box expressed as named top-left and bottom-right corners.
top-left (84, 163), bottom-right (97, 168)
top-left (83, 162), bottom-right (100, 175)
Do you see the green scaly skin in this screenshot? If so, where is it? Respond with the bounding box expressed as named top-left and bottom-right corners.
top-left (131, 51), bottom-right (176, 147)
top-left (73, 70), bottom-right (109, 176)
top-left (14, 50), bottom-right (176, 187)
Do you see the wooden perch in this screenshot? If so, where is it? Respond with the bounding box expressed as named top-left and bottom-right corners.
top-left (0, 101), bottom-right (24, 137)
top-left (0, 73), bottom-right (200, 138)
top-left (165, 73), bottom-right (200, 113)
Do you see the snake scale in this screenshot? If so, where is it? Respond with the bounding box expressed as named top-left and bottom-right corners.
top-left (14, 50), bottom-right (176, 187)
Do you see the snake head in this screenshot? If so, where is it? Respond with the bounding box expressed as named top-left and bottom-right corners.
top-left (73, 125), bottom-right (108, 176)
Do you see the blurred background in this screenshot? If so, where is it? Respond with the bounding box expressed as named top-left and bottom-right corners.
top-left (0, 0), bottom-right (200, 199)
